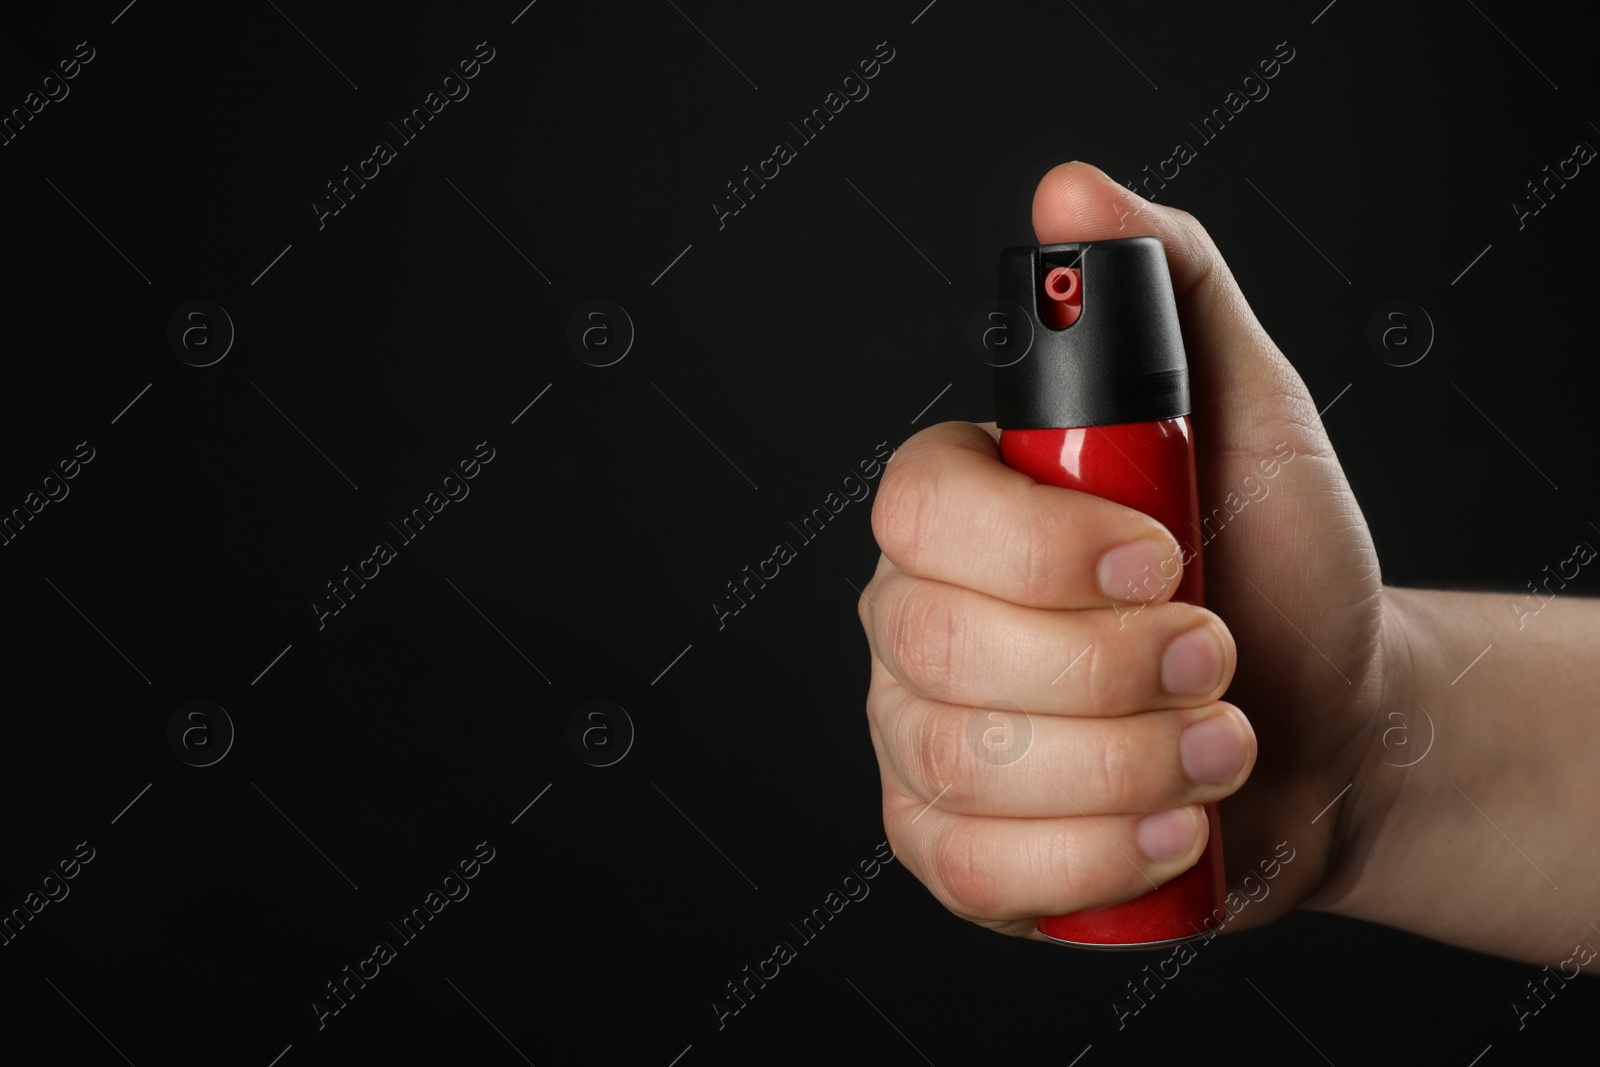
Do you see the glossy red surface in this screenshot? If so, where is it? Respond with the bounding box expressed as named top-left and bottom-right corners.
top-left (1000, 417), bottom-right (1227, 947)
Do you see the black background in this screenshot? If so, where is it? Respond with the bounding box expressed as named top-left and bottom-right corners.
top-left (2, 1), bottom-right (1598, 1064)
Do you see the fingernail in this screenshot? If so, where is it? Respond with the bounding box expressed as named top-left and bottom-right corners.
top-left (1097, 539), bottom-right (1173, 603)
top-left (1161, 625), bottom-right (1225, 696)
top-left (1179, 713), bottom-right (1249, 785)
top-left (1136, 807), bottom-right (1198, 863)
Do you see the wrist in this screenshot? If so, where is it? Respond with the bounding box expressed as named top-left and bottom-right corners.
top-left (1300, 583), bottom-right (1430, 922)
top-left (1304, 584), bottom-right (1581, 962)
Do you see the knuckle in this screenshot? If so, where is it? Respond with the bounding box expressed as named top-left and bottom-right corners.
top-left (856, 579), bottom-right (875, 636)
top-left (1073, 639), bottom-right (1118, 715)
top-left (930, 819), bottom-right (1002, 917)
top-left (881, 794), bottom-right (907, 854)
top-left (862, 669), bottom-right (894, 733)
top-left (871, 455), bottom-right (934, 569)
top-left (888, 582), bottom-right (963, 695)
top-left (881, 798), bottom-right (921, 887)
top-left (1014, 495), bottom-right (1059, 604)
top-left (1038, 825), bottom-right (1091, 903)
top-left (914, 705), bottom-right (973, 802)
top-left (1167, 204), bottom-right (1201, 228)
top-left (1095, 727), bottom-right (1143, 813)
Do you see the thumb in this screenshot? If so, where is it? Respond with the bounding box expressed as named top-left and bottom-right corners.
top-left (1030, 161), bottom-right (1320, 451)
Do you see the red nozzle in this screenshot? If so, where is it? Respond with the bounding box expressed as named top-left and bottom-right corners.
top-left (1041, 266), bottom-right (1082, 329)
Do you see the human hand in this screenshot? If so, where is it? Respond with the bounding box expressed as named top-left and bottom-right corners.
top-left (857, 161), bottom-right (1394, 942)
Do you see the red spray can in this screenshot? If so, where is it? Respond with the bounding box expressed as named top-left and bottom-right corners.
top-left (993, 237), bottom-right (1225, 948)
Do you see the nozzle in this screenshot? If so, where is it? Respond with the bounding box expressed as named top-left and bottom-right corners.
top-left (995, 238), bottom-right (1190, 430)
top-left (1041, 266), bottom-right (1082, 329)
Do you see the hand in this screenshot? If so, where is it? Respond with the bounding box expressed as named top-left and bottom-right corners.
top-left (856, 161), bottom-right (1396, 942)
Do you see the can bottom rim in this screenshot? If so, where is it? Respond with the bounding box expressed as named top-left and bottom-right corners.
top-left (1035, 928), bottom-right (1216, 952)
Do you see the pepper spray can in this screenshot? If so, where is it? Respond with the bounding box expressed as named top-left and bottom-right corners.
top-left (993, 236), bottom-right (1225, 948)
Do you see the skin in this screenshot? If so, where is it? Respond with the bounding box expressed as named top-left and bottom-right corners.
top-left (856, 161), bottom-right (1600, 968)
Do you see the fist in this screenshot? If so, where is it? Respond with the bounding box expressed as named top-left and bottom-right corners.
top-left (854, 161), bottom-right (1389, 942)
top-left (857, 420), bottom-right (1256, 939)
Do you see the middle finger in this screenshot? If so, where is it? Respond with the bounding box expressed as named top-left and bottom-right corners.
top-left (864, 562), bottom-right (1235, 716)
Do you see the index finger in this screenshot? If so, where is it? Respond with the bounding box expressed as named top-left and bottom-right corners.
top-left (871, 420), bottom-right (1183, 610)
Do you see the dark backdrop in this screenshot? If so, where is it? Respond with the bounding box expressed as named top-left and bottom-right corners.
top-left (2, 1), bottom-right (1597, 1064)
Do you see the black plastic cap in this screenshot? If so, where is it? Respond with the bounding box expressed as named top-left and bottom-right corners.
top-left (994, 236), bottom-right (1190, 429)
